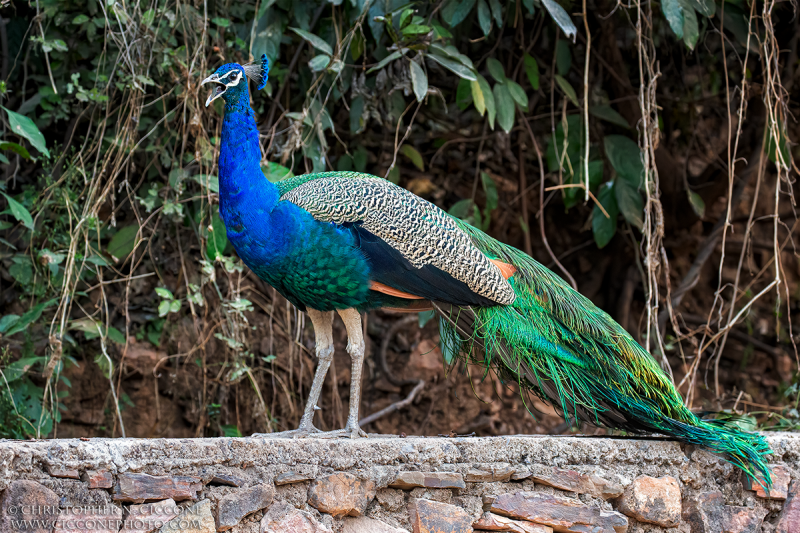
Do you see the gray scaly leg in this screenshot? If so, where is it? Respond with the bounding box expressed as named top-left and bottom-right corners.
top-left (257, 308), bottom-right (333, 438)
top-left (335, 308), bottom-right (368, 438)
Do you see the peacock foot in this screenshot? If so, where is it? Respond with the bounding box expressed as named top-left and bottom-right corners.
top-left (253, 424), bottom-right (323, 439)
top-left (314, 423), bottom-right (368, 439)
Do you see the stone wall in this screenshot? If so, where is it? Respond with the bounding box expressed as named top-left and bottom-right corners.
top-left (0, 434), bottom-right (798, 533)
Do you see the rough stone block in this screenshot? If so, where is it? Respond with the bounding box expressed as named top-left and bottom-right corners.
top-left (474, 511), bottom-right (553, 532)
top-left (389, 471), bottom-right (466, 490)
top-left (0, 480), bottom-right (60, 533)
top-left (616, 475), bottom-right (681, 527)
top-left (408, 498), bottom-right (473, 533)
top-left (216, 483), bottom-right (274, 531)
top-left (777, 480), bottom-right (800, 533)
top-left (682, 491), bottom-right (767, 533)
top-left (121, 498), bottom-right (181, 533)
top-left (54, 504), bottom-right (122, 533)
top-left (159, 499), bottom-right (216, 533)
top-left (210, 474), bottom-right (245, 487)
top-left (114, 473), bottom-right (202, 503)
top-left (465, 466), bottom-right (516, 483)
top-left (531, 467), bottom-right (623, 499)
top-left (275, 471), bottom-right (314, 485)
top-left (83, 469), bottom-right (114, 489)
top-left (48, 466), bottom-right (81, 479)
top-left (743, 464), bottom-right (791, 500)
top-left (261, 501), bottom-right (332, 533)
top-left (307, 472), bottom-right (376, 517)
top-left (342, 516), bottom-right (408, 533)
top-left (490, 491), bottom-right (627, 533)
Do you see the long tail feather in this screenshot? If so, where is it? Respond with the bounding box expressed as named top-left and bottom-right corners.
top-left (438, 220), bottom-right (773, 486)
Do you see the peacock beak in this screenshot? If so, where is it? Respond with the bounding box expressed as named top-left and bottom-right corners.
top-left (200, 73), bottom-right (220, 86)
top-left (205, 84), bottom-right (226, 107)
top-left (202, 73), bottom-right (227, 107)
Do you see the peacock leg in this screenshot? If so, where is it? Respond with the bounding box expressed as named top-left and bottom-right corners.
top-left (334, 308), bottom-right (368, 438)
top-left (260, 308), bottom-right (333, 438)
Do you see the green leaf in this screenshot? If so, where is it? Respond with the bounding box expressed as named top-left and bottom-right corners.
top-left (687, 190), bottom-right (705, 218)
top-left (0, 315), bottom-right (20, 334)
top-left (448, 198), bottom-right (474, 219)
top-left (478, 0), bottom-right (492, 35)
top-left (507, 81), bottom-right (528, 109)
top-left (155, 287), bottom-right (173, 299)
top-left (107, 327), bottom-right (126, 345)
top-left (604, 135), bottom-right (645, 188)
top-left (158, 300), bottom-right (171, 318)
top-left (476, 74), bottom-right (496, 128)
top-left (308, 54), bottom-right (331, 72)
top-left (107, 225), bottom-right (139, 260)
top-left (262, 162), bottom-right (294, 182)
top-left (192, 174), bottom-right (220, 193)
top-left (350, 32), bottom-right (365, 61)
top-left (212, 17), bottom-right (231, 27)
top-left (290, 27), bottom-right (333, 55)
top-left (72, 14), bottom-right (90, 24)
top-left (140, 9), bottom-right (155, 26)
top-left (0, 153), bottom-right (7, 164)
top-left (470, 80), bottom-right (485, 115)
top-left (409, 60), bottom-right (428, 102)
top-left (5, 299), bottom-right (56, 336)
top-left (169, 300), bottom-right (181, 313)
top-left (481, 172), bottom-right (499, 211)
top-left (486, 58), bottom-right (506, 83)
top-left (441, 0), bottom-right (478, 27)
top-left (350, 96), bottom-right (365, 134)
top-left (592, 182), bottom-right (618, 248)
top-left (555, 39), bottom-right (572, 76)
top-left (426, 53), bottom-right (477, 80)
top-left (207, 211), bottom-right (228, 260)
top-left (367, 49), bottom-right (406, 73)
top-left (221, 424), bottom-right (243, 438)
top-left (402, 24), bottom-right (432, 35)
top-left (615, 177), bottom-right (644, 230)
top-left (489, 0), bottom-right (504, 26)
top-left (679, 0), bottom-right (699, 50)
top-left (0, 138), bottom-right (31, 157)
top-left (457, 79), bottom-right (473, 110)
top-left (493, 83), bottom-right (515, 133)
top-left (2, 107), bottom-right (50, 157)
top-left (541, 0), bottom-right (577, 39)
top-left (1, 192), bottom-right (34, 231)
top-left (554, 75), bottom-right (579, 107)
top-left (766, 118), bottom-right (791, 168)
top-left (686, 0), bottom-right (714, 17)
top-left (3, 356), bottom-right (45, 382)
top-left (401, 145), bottom-right (425, 171)
top-left (523, 54), bottom-right (540, 90)
top-left (589, 105), bottom-right (630, 128)
top-left (662, 0), bottom-right (685, 39)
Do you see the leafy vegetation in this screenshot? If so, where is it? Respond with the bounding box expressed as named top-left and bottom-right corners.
top-left (0, 0), bottom-right (796, 438)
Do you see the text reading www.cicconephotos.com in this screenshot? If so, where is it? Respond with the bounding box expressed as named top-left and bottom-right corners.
top-left (8, 518), bottom-right (202, 530)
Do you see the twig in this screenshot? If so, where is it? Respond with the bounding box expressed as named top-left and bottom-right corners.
top-left (581, 0), bottom-right (591, 202)
top-left (359, 379), bottom-right (424, 427)
top-left (378, 315), bottom-right (419, 387)
top-left (519, 111), bottom-right (578, 290)
top-left (518, 142), bottom-right (533, 255)
top-left (544, 183), bottom-right (610, 218)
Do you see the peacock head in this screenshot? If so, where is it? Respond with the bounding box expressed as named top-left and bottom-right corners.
top-left (201, 54), bottom-right (269, 108)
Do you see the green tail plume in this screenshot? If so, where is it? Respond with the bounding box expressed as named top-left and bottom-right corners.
top-left (437, 219), bottom-right (772, 486)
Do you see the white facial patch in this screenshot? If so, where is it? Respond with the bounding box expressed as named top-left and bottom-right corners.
top-left (224, 71), bottom-right (242, 87)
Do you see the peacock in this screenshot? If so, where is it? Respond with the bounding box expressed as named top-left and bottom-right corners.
top-left (201, 54), bottom-right (772, 485)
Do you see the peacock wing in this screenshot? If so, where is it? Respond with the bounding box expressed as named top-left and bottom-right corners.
top-left (278, 172), bottom-right (515, 307)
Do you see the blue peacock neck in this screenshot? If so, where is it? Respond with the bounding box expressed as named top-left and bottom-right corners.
top-left (218, 93), bottom-right (279, 212)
